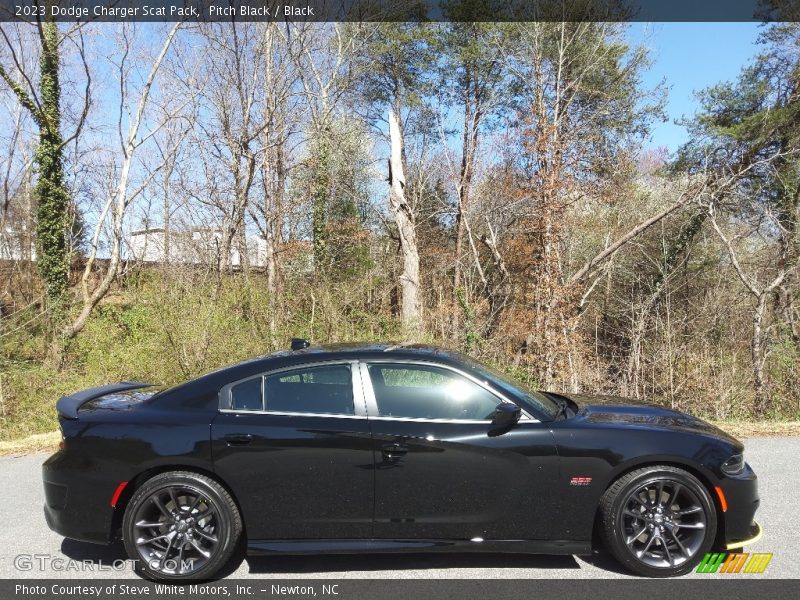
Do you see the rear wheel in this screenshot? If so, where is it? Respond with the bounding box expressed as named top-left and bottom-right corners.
top-left (122, 471), bottom-right (241, 581)
top-left (600, 465), bottom-right (717, 577)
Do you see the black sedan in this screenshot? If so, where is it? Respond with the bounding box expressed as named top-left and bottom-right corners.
top-left (43, 341), bottom-right (761, 580)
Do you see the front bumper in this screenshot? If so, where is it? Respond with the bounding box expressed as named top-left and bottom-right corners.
top-left (725, 521), bottom-right (762, 550)
top-left (718, 462), bottom-right (760, 544)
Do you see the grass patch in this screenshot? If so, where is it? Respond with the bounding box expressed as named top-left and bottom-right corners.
top-left (2, 273), bottom-right (799, 447)
top-left (0, 430), bottom-right (60, 457)
top-left (712, 420), bottom-right (800, 439)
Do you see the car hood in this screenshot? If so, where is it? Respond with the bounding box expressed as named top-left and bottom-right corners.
top-left (564, 393), bottom-right (742, 448)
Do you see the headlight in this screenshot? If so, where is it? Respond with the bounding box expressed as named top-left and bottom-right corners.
top-left (721, 453), bottom-right (745, 476)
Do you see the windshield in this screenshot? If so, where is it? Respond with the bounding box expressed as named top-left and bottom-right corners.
top-left (457, 354), bottom-right (561, 420)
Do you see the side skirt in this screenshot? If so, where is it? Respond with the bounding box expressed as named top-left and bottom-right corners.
top-left (247, 539), bottom-right (591, 556)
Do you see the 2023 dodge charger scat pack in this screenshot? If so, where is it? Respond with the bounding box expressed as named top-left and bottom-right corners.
top-left (43, 342), bottom-right (761, 580)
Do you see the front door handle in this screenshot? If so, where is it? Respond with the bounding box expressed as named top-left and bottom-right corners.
top-left (224, 433), bottom-right (254, 446)
top-left (382, 443), bottom-right (408, 459)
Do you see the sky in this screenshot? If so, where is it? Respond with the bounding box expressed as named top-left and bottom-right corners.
top-left (627, 22), bottom-right (765, 153)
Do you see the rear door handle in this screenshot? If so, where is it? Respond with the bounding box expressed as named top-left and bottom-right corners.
top-left (224, 433), bottom-right (254, 446)
top-left (382, 443), bottom-right (408, 459)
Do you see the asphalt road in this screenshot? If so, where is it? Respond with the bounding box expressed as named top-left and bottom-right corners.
top-left (0, 437), bottom-right (796, 580)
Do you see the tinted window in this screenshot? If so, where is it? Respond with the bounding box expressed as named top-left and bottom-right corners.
top-left (368, 363), bottom-right (501, 420)
top-left (265, 365), bottom-right (354, 415)
top-left (230, 377), bottom-right (263, 410)
top-left (457, 355), bottom-right (560, 420)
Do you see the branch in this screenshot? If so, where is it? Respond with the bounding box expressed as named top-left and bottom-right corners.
top-left (0, 62), bottom-right (42, 125)
top-left (0, 24), bottom-right (43, 120)
top-left (569, 188), bottom-right (694, 285)
top-left (707, 202), bottom-right (787, 297)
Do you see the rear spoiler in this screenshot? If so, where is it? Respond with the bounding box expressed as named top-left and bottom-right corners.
top-left (56, 381), bottom-right (152, 420)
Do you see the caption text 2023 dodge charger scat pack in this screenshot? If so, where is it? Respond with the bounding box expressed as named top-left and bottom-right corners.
top-left (43, 341), bottom-right (761, 580)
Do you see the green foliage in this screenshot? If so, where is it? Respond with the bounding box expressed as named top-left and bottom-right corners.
top-left (455, 288), bottom-right (481, 353)
top-left (0, 20), bottom-right (73, 310)
top-left (675, 23), bottom-right (800, 415)
top-left (35, 21), bottom-right (71, 310)
top-left (349, 20), bottom-right (441, 113)
top-left (677, 23), bottom-right (800, 226)
top-left (310, 126), bottom-right (331, 273)
top-left (495, 362), bottom-right (539, 392)
top-left (438, 18), bottom-right (508, 114)
top-left (301, 117), bottom-right (374, 279)
top-left (0, 271), bottom-right (412, 439)
top-left (2, 19), bottom-right (799, 445)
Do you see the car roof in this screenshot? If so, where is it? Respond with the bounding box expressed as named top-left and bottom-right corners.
top-left (265, 342), bottom-right (469, 365)
top-left (175, 343), bottom-right (472, 394)
top-left (153, 343), bottom-right (485, 410)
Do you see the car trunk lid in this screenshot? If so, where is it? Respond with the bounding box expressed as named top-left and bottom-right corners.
top-left (55, 382), bottom-right (154, 419)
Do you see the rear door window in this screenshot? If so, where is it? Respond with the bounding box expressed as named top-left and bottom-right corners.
top-left (264, 364), bottom-right (354, 416)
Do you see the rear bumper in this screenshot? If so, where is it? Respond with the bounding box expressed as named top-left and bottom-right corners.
top-left (42, 450), bottom-right (116, 545)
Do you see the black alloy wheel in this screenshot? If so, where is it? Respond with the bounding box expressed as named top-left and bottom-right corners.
top-left (122, 471), bottom-right (241, 580)
top-left (600, 465), bottom-right (717, 577)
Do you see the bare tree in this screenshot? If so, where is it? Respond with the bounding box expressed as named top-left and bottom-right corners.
top-left (388, 106), bottom-right (422, 335)
top-left (191, 23), bottom-right (273, 276)
top-left (63, 23), bottom-right (182, 340)
top-left (250, 22), bottom-right (303, 335)
top-left (706, 197), bottom-right (790, 416)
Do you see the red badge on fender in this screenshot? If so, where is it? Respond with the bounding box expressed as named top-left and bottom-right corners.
top-left (570, 477), bottom-right (592, 486)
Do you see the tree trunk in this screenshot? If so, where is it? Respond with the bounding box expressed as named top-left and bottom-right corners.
top-left (752, 292), bottom-right (769, 417)
top-left (388, 106), bottom-right (421, 336)
top-left (311, 125), bottom-right (330, 275)
top-left (17, 21), bottom-right (71, 311)
top-left (480, 222), bottom-right (512, 338)
top-left (453, 83), bottom-right (482, 341)
top-left (453, 82), bottom-right (479, 292)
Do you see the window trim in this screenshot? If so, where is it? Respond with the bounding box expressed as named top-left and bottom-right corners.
top-left (217, 358), bottom-right (537, 424)
top-left (224, 374), bottom-right (265, 412)
top-left (358, 359), bottom-right (536, 423)
top-left (218, 360), bottom-right (366, 418)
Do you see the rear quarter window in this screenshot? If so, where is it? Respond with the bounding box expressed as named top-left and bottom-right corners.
top-left (230, 378), bottom-right (263, 411)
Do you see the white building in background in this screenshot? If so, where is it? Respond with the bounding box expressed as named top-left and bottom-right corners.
top-left (128, 227), bottom-right (267, 268)
top-left (0, 225), bottom-right (36, 261)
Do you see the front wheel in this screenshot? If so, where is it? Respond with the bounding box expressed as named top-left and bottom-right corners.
top-left (599, 465), bottom-right (717, 577)
top-left (122, 471), bottom-right (242, 581)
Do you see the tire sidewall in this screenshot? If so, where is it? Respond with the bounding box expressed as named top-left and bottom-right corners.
top-left (122, 472), bottom-right (238, 581)
top-left (607, 468), bottom-right (717, 577)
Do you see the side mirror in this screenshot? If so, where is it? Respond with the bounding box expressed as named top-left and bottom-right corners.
top-left (489, 402), bottom-right (521, 435)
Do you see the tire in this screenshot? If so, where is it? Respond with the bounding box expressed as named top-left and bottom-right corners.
top-left (599, 465), bottom-right (717, 577)
top-left (122, 471), bottom-right (242, 581)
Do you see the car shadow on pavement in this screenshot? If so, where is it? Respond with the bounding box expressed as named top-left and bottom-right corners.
top-left (59, 539), bottom-right (631, 578)
top-left (60, 538), bottom-right (128, 562)
top-left (576, 548), bottom-right (631, 576)
top-left (244, 552), bottom-right (583, 574)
